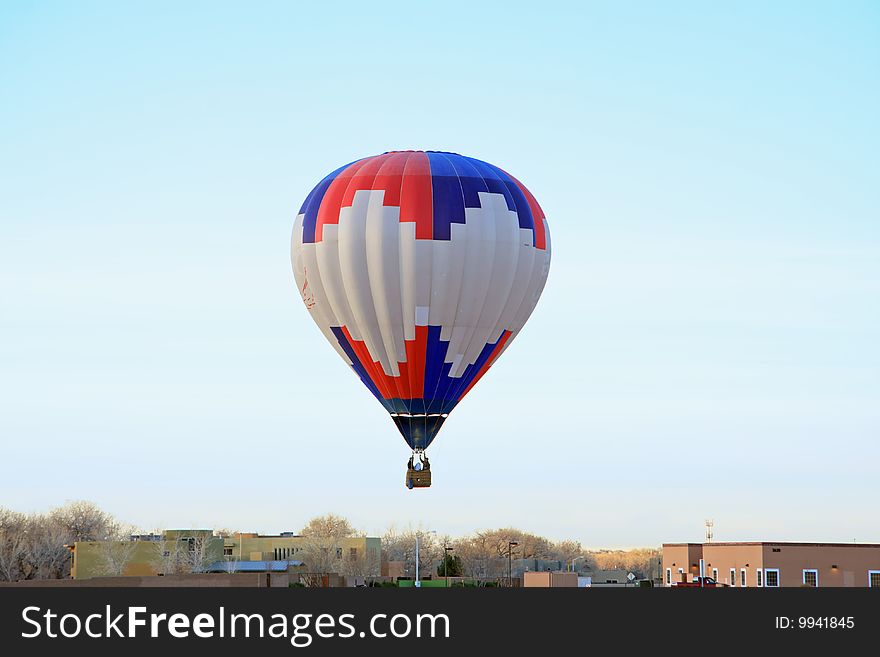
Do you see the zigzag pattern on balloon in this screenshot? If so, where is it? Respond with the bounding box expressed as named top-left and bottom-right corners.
top-left (291, 151), bottom-right (551, 450)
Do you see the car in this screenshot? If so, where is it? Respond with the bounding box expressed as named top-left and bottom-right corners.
top-left (674, 576), bottom-right (725, 587)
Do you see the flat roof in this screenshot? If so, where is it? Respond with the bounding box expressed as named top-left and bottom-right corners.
top-left (202, 560), bottom-right (303, 572)
top-left (663, 542), bottom-right (880, 548)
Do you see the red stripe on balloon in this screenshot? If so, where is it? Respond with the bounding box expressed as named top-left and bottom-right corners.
top-left (368, 152), bottom-right (409, 208)
top-left (341, 326), bottom-right (394, 401)
top-left (504, 171), bottom-right (547, 250)
top-left (317, 151), bottom-right (435, 243)
top-left (340, 152), bottom-right (401, 207)
top-left (399, 152), bottom-right (433, 239)
top-left (340, 325), bottom-right (429, 401)
top-left (314, 159), bottom-right (370, 242)
top-left (406, 325), bottom-right (427, 400)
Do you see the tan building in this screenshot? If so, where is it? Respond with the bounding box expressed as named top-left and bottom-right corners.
top-left (663, 542), bottom-right (880, 588)
top-left (223, 533), bottom-right (381, 576)
top-left (382, 560), bottom-right (406, 579)
top-left (523, 571), bottom-right (579, 587)
top-left (71, 530), bottom-right (224, 580)
top-left (71, 529), bottom-right (381, 580)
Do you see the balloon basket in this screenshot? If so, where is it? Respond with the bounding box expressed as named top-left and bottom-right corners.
top-left (405, 467), bottom-right (432, 489)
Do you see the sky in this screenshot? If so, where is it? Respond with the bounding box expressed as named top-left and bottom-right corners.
top-left (1, 1), bottom-right (878, 548)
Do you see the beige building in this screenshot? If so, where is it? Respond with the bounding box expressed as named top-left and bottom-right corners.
top-left (71, 530), bottom-right (381, 580)
top-left (523, 572), bottom-right (579, 587)
top-left (71, 530), bottom-right (224, 580)
top-left (663, 542), bottom-right (880, 588)
top-left (224, 533), bottom-right (381, 576)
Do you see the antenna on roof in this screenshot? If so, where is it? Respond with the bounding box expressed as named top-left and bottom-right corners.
top-left (705, 519), bottom-right (714, 543)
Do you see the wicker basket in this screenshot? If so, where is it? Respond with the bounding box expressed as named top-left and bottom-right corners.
top-left (405, 468), bottom-right (432, 488)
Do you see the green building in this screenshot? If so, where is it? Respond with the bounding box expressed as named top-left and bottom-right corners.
top-left (70, 529), bottom-right (381, 579)
top-left (70, 529), bottom-right (224, 580)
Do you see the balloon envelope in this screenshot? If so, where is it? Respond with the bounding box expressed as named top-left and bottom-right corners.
top-left (291, 151), bottom-right (551, 451)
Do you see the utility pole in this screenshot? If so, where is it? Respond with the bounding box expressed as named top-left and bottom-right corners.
top-left (508, 541), bottom-right (518, 587)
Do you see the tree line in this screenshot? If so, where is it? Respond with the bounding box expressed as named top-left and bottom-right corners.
top-left (0, 501), bottom-right (131, 580)
top-left (381, 526), bottom-right (660, 580)
top-left (0, 504), bottom-right (660, 581)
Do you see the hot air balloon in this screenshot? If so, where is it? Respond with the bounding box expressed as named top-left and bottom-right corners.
top-left (290, 151), bottom-right (551, 488)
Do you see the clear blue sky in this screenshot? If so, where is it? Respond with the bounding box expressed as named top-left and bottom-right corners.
top-left (1, 1), bottom-right (878, 547)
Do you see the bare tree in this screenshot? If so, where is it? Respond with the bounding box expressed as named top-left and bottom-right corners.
top-left (49, 501), bottom-right (118, 542)
top-left (0, 508), bottom-right (28, 581)
top-left (215, 528), bottom-right (240, 538)
top-left (381, 526), bottom-right (439, 579)
top-left (24, 514), bottom-right (75, 579)
top-left (300, 514), bottom-right (357, 539)
top-left (299, 535), bottom-right (342, 576)
top-left (0, 501), bottom-right (133, 581)
top-left (550, 539), bottom-right (586, 569)
top-left (298, 514), bottom-right (362, 580)
top-left (381, 526), bottom-right (407, 563)
top-left (589, 548), bottom-right (661, 578)
top-left (184, 534), bottom-right (219, 573)
top-left (150, 533), bottom-right (218, 575)
top-left (151, 537), bottom-right (186, 576)
top-left (342, 543), bottom-right (381, 579)
top-left (452, 534), bottom-right (494, 578)
top-left (95, 539), bottom-right (139, 577)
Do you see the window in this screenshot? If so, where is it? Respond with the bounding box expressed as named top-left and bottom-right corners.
top-left (741, 568), bottom-right (747, 587)
top-left (803, 569), bottom-right (818, 587)
top-left (757, 568), bottom-right (763, 587)
top-left (350, 547), bottom-right (358, 560)
top-left (730, 569), bottom-right (736, 587)
top-left (765, 569), bottom-right (780, 587)
top-left (869, 571), bottom-right (880, 588)
top-left (223, 547), bottom-right (233, 556)
top-left (665, 568), bottom-right (671, 585)
top-left (336, 547), bottom-right (343, 559)
top-left (712, 568), bottom-right (718, 582)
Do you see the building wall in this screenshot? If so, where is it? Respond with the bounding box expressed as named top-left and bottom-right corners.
top-left (662, 544), bottom-right (704, 586)
top-left (702, 544), bottom-right (764, 587)
top-left (761, 544), bottom-right (880, 587)
top-left (224, 535), bottom-right (381, 575)
top-left (72, 534), bottom-right (225, 580)
top-left (585, 568), bottom-right (630, 585)
top-left (663, 542), bottom-right (880, 587)
top-left (3, 574), bottom-right (276, 587)
top-left (523, 572), bottom-right (578, 588)
top-left (72, 532), bottom-right (384, 580)
top-left (382, 560), bottom-right (406, 578)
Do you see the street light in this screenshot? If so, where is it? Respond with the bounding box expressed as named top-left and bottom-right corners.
top-left (444, 545), bottom-right (454, 587)
top-left (508, 541), bottom-right (519, 587)
top-left (415, 530), bottom-right (436, 588)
